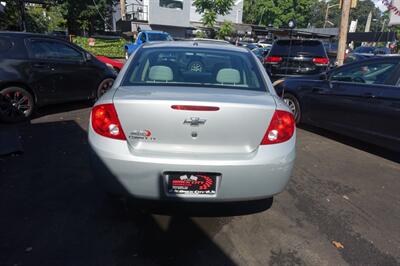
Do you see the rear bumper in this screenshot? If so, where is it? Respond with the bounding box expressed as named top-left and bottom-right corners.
top-left (89, 129), bottom-right (295, 202)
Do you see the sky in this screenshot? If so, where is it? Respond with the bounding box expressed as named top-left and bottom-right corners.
top-left (373, 0), bottom-right (387, 11)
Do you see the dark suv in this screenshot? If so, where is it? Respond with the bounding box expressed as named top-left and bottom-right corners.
top-left (0, 31), bottom-right (116, 123)
top-left (265, 39), bottom-right (329, 81)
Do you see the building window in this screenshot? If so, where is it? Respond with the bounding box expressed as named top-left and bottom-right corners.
top-left (160, 0), bottom-right (183, 9)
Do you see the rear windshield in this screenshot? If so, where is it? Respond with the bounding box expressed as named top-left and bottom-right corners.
top-left (122, 47), bottom-right (266, 92)
top-left (147, 33), bottom-right (173, 42)
top-left (270, 40), bottom-right (326, 57)
top-left (354, 46), bottom-right (375, 54)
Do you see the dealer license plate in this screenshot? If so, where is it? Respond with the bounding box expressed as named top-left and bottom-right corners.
top-left (165, 172), bottom-right (219, 196)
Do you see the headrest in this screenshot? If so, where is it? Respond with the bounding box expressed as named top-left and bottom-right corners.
top-left (216, 68), bottom-right (240, 84)
top-left (148, 65), bottom-right (173, 81)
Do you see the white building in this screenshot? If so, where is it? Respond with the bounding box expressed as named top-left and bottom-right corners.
top-left (113, 0), bottom-right (244, 38)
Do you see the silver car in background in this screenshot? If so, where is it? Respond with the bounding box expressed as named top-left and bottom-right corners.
top-left (88, 41), bottom-right (296, 203)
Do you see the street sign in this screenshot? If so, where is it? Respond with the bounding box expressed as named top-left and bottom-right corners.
top-left (88, 38), bottom-right (96, 47)
top-left (349, 20), bottom-right (358, 32)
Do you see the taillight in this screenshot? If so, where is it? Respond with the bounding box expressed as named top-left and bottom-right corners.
top-left (261, 110), bottom-right (295, 145)
top-left (171, 105), bottom-right (220, 111)
top-left (91, 104), bottom-right (126, 140)
top-left (312, 57), bottom-right (329, 66)
top-left (265, 56), bottom-right (283, 64)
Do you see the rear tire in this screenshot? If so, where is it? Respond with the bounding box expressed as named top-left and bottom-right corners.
top-left (0, 86), bottom-right (34, 123)
top-left (96, 78), bottom-right (115, 99)
top-left (283, 93), bottom-right (301, 124)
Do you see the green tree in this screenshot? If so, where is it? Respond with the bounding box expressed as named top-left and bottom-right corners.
top-left (244, 0), bottom-right (383, 30)
top-left (217, 20), bottom-right (233, 39)
top-left (243, 0), bottom-right (318, 28)
top-left (193, 0), bottom-right (234, 30)
top-left (195, 30), bottom-right (207, 38)
top-left (308, 0), bottom-right (383, 31)
top-left (201, 10), bottom-right (217, 28)
top-left (24, 5), bottom-right (66, 33)
top-left (308, 0), bottom-right (329, 28)
top-left (0, 0), bottom-right (23, 30)
top-left (47, 6), bottom-right (67, 31)
top-left (25, 6), bottom-right (49, 33)
top-left (57, 0), bottom-right (116, 35)
top-left (350, 0), bottom-right (383, 32)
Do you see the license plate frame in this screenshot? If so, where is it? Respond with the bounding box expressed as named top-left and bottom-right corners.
top-left (164, 172), bottom-right (220, 197)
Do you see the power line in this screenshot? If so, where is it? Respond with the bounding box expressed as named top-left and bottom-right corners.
top-left (92, 0), bottom-right (114, 30)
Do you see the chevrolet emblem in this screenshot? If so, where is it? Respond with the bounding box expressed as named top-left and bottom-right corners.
top-left (183, 117), bottom-right (206, 127)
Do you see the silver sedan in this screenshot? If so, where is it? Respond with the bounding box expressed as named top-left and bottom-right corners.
top-left (88, 41), bottom-right (295, 202)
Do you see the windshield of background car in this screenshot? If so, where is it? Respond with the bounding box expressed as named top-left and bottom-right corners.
top-left (122, 47), bottom-right (266, 92)
top-left (270, 40), bottom-right (326, 57)
top-left (323, 42), bottom-right (338, 52)
top-left (354, 47), bottom-right (375, 54)
top-left (147, 33), bottom-right (173, 41)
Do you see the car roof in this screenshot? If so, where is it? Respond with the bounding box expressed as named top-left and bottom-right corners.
top-left (353, 55), bottom-right (400, 60)
top-left (142, 30), bottom-right (169, 34)
top-left (142, 40), bottom-right (248, 53)
top-left (0, 31), bottom-right (65, 40)
top-left (275, 39), bottom-right (323, 43)
top-left (341, 55), bottom-right (400, 67)
top-left (189, 38), bottom-right (230, 44)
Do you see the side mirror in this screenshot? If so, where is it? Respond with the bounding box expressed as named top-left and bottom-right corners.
top-left (85, 52), bottom-right (92, 61)
top-left (319, 72), bottom-right (329, 80)
top-left (319, 73), bottom-right (328, 80)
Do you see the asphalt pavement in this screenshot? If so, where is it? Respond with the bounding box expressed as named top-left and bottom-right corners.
top-left (0, 102), bottom-right (399, 266)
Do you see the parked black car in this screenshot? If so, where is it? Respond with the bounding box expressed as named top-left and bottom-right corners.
top-left (275, 57), bottom-right (400, 151)
top-left (265, 39), bottom-right (329, 81)
top-left (0, 31), bottom-right (116, 122)
top-left (237, 42), bottom-right (259, 50)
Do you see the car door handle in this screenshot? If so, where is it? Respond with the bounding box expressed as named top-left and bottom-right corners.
top-left (361, 92), bottom-right (376, 98)
top-left (32, 63), bottom-right (48, 69)
top-left (312, 87), bottom-right (325, 93)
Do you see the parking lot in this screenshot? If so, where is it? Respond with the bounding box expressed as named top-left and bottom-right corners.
top-left (0, 102), bottom-right (399, 266)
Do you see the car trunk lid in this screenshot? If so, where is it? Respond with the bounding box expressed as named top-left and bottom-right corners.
top-left (113, 86), bottom-right (276, 156)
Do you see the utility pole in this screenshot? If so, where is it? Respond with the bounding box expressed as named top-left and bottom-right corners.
top-left (324, 3), bottom-right (339, 28)
top-left (120, 0), bottom-right (126, 21)
top-left (19, 0), bottom-right (26, 32)
top-left (336, 0), bottom-right (351, 66)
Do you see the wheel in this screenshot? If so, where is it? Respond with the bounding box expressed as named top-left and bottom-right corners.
top-left (97, 78), bottom-right (115, 99)
top-left (187, 60), bottom-right (204, 72)
top-left (0, 86), bottom-right (34, 123)
top-left (283, 93), bottom-right (301, 124)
